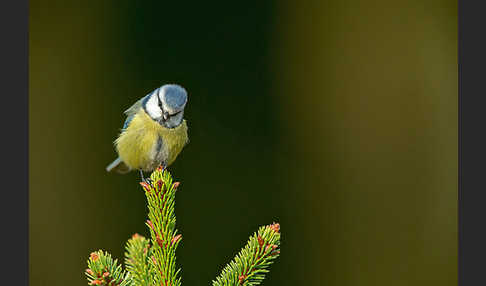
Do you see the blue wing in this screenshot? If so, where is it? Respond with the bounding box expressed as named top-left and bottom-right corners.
top-left (121, 93), bottom-right (151, 130)
top-left (122, 115), bottom-right (134, 130)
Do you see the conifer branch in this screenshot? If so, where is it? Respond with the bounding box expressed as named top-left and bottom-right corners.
top-left (140, 166), bottom-right (183, 286)
top-left (212, 223), bottom-right (281, 286)
top-left (85, 250), bottom-right (133, 286)
top-left (84, 166), bottom-right (281, 286)
top-left (124, 233), bottom-right (154, 286)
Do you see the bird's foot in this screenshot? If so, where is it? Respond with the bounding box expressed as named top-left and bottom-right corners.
top-left (156, 164), bottom-right (167, 174)
top-left (139, 169), bottom-right (152, 184)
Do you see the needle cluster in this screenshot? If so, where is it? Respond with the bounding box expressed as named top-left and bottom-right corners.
top-left (84, 166), bottom-right (281, 286)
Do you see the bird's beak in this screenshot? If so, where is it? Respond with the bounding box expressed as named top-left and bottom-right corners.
top-left (163, 111), bottom-right (169, 121)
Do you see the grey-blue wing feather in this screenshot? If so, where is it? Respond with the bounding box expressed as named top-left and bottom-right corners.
top-left (121, 94), bottom-right (150, 129)
top-left (122, 115), bottom-right (135, 130)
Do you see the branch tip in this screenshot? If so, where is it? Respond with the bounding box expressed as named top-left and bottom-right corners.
top-left (90, 252), bottom-right (99, 261)
top-left (268, 222), bottom-right (280, 233)
top-left (140, 181), bottom-right (151, 192)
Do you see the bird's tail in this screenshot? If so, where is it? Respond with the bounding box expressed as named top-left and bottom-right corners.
top-left (106, 157), bottom-right (131, 174)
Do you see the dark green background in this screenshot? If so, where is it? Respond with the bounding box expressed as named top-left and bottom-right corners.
top-left (30, 1), bottom-right (457, 285)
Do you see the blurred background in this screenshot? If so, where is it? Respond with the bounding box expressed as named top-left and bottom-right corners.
top-left (30, 0), bottom-right (457, 285)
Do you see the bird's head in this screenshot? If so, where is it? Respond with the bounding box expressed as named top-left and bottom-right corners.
top-left (143, 84), bottom-right (188, 129)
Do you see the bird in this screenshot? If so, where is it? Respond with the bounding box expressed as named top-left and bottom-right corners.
top-left (106, 84), bottom-right (189, 180)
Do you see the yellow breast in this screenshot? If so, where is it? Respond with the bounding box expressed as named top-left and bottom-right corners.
top-left (115, 110), bottom-right (188, 171)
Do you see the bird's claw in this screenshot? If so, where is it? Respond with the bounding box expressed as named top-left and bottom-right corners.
top-left (139, 169), bottom-right (151, 184)
top-left (156, 164), bottom-right (167, 173)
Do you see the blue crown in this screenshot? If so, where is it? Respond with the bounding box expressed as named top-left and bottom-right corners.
top-left (162, 84), bottom-right (187, 110)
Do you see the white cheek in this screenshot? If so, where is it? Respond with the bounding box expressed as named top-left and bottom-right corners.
top-left (146, 96), bottom-right (162, 119)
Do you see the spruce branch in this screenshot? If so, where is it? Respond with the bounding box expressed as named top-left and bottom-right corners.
top-left (124, 233), bottom-right (154, 286)
top-left (212, 223), bottom-right (281, 286)
top-left (85, 166), bottom-right (281, 286)
top-left (141, 166), bottom-right (183, 286)
top-left (85, 250), bottom-right (133, 286)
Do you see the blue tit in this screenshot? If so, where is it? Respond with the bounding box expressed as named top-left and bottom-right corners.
top-left (106, 84), bottom-right (189, 178)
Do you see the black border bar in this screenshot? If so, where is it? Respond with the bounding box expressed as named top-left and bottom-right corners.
top-left (458, 1), bottom-right (486, 285)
